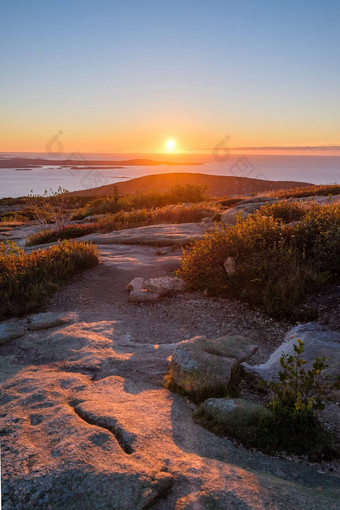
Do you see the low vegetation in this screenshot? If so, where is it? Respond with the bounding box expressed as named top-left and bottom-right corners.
top-left (26, 203), bottom-right (215, 246)
top-left (267, 183), bottom-right (340, 200)
top-left (258, 199), bottom-right (306, 222)
top-left (0, 240), bottom-right (99, 320)
top-left (179, 202), bottom-right (340, 319)
top-left (216, 184), bottom-right (340, 208)
top-left (26, 224), bottom-right (97, 246)
top-left (71, 184), bottom-right (208, 220)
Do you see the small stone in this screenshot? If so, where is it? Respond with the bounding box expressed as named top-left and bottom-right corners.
top-left (126, 277), bottom-right (144, 292)
top-left (129, 290), bottom-right (160, 303)
top-left (156, 246), bottom-right (173, 255)
top-left (224, 257), bottom-right (236, 275)
top-left (143, 277), bottom-right (187, 296)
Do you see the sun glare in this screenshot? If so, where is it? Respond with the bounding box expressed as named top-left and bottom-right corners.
top-left (166, 139), bottom-right (176, 152)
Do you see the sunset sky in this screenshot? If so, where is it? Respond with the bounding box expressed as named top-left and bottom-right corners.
top-left (1, 0), bottom-right (340, 153)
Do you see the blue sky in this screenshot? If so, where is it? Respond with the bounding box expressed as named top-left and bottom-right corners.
top-left (1, 0), bottom-right (340, 152)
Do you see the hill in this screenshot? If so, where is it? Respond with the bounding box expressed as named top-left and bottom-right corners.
top-left (70, 172), bottom-right (312, 198)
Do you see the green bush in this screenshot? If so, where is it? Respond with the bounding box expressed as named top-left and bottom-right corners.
top-left (0, 240), bottom-right (99, 320)
top-left (179, 203), bottom-right (339, 318)
top-left (271, 339), bottom-right (331, 417)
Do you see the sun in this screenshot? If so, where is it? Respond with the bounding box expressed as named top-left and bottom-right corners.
top-left (166, 139), bottom-right (176, 152)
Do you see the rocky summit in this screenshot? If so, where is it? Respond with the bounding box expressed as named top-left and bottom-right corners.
top-left (0, 237), bottom-right (339, 509)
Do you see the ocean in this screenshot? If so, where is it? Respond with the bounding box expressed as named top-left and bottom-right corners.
top-left (0, 152), bottom-right (339, 198)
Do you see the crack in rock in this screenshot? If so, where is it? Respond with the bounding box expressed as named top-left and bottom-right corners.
top-left (72, 403), bottom-right (135, 454)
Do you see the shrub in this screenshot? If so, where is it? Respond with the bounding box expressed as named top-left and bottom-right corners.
top-left (71, 185), bottom-right (208, 220)
top-left (292, 203), bottom-right (340, 276)
top-left (179, 203), bottom-right (339, 318)
top-left (259, 199), bottom-right (305, 222)
top-left (26, 224), bottom-right (97, 246)
top-left (26, 187), bottom-right (70, 228)
top-left (271, 339), bottom-right (331, 419)
top-left (27, 204), bottom-right (215, 246)
top-left (0, 240), bottom-right (99, 320)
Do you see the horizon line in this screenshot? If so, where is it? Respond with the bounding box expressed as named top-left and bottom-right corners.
top-left (1, 144), bottom-right (340, 155)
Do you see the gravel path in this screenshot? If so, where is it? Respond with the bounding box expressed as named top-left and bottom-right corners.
top-left (48, 244), bottom-right (292, 365)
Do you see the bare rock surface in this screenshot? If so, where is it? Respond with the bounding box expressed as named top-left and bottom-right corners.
top-left (27, 311), bottom-right (78, 331)
top-left (79, 222), bottom-right (207, 247)
top-left (1, 323), bottom-right (339, 509)
top-left (171, 335), bottom-right (258, 396)
top-left (243, 322), bottom-right (340, 383)
top-left (220, 202), bottom-right (266, 226)
top-left (0, 319), bottom-right (26, 345)
top-left (1, 239), bottom-right (339, 509)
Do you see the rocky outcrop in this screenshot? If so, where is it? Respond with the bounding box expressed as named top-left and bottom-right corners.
top-left (0, 312), bottom-right (77, 345)
top-left (1, 319), bottom-right (339, 509)
top-left (0, 319), bottom-right (26, 345)
top-left (27, 311), bottom-right (78, 331)
top-left (171, 335), bottom-right (258, 397)
top-left (220, 201), bottom-right (270, 226)
top-left (243, 322), bottom-right (340, 384)
top-left (79, 223), bottom-right (207, 247)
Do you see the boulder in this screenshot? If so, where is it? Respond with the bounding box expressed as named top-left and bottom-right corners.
top-left (27, 311), bottom-right (78, 331)
top-left (143, 276), bottom-right (187, 296)
top-left (197, 398), bottom-right (271, 432)
top-left (0, 319), bottom-right (26, 345)
top-left (129, 290), bottom-right (160, 303)
top-left (243, 322), bottom-right (340, 384)
top-left (126, 277), bottom-right (144, 292)
top-left (171, 335), bottom-right (258, 397)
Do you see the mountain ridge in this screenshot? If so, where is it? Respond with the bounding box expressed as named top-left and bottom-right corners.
top-left (70, 172), bottom-right (312, 197)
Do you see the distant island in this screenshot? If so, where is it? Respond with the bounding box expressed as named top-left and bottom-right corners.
top-left (0, 157), bottom-right (202, 169)
top-left (69, 172), bottom-right (312, 198)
